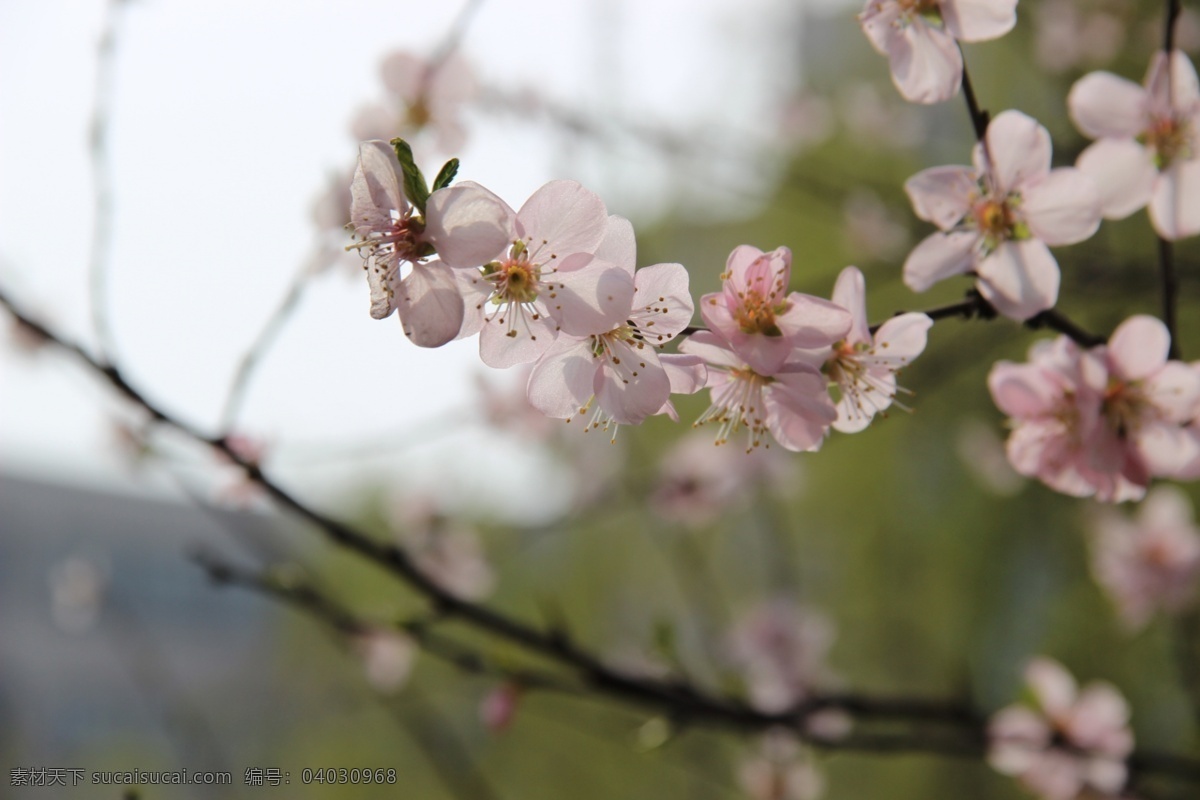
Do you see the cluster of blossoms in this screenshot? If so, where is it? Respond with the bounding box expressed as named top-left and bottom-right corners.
top-left (348, 140), bottom-right (933, 450)
top-left (988, 315), bottom-right (1200, 502)
top-left (988, 658), bottom-right (1134, 800)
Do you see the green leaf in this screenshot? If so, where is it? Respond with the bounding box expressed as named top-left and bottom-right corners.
top-left (431, 158), bottom-right (460, 192)
top-left (390, 137), bottom-right (430, 216)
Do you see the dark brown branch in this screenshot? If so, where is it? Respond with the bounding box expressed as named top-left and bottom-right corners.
top-left (959, 56), bottom-right (989, 142)
top-left (4, 287), bottom-right (1197, 783)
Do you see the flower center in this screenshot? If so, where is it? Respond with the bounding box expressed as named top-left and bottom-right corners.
top-left (486, 241), bottom-right (542, 306)
top-left (1101, 379), bottom-right (1150, 440)
top-left (736, 291), bottom-right (786, 336)
top-left (1144, 114), bottom-right (1194, 170)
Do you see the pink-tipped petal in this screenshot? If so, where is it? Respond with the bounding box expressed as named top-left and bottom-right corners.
top-left (766, 370), bottom-right (837, 452)
top-left (1067, 72), bottom-right (1149, 139)
top-left (1076, 139), bottom-right (1157, 220)
top-left (903, 230), bottom-right (977, 293)
top-left (831, 267), bottom-right (870, 344)
top-left (988, 361), bottom-right (1062, 418)
top-left (975, 239), bottom-right (1060, 321)
top-left (1022, 168), bottom-right (1102, 246)
top-left (905, 165), bottom-right (977, 230)
top-left (397, 262), bottom-right (465, 347)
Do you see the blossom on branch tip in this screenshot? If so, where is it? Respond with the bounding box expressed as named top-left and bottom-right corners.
top-left (988, 657), bottom-right (1133, 800)
top-left (859, 0), bottom-right (1018, 104)
top-left (727, 599), bottom-right (835, 714)
top-left (903, 110), bottom-right (1101, 320)
top-left (347, 140), bottom-right (511, 347)
top-left (1068, 50), bottom-right (1200, 240)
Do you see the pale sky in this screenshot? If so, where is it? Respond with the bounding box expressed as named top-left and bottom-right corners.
top-left (0, 0), bottom-right (850, 517)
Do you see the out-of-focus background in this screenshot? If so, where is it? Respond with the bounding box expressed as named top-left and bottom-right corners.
top-left (3, 0), bottom-right (1200, 798)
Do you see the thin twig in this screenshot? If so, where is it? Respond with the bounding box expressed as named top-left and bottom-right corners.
top-left (88, 0), bottom-right (126, 361)
top-left (959, 55), bottom-right (989, 142)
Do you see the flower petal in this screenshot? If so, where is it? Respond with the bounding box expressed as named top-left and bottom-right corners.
top-left (1108, 314), bottom-right (1170, 381)
top-left (1146, 50), bottom-right (1200, 116)
top-left (527, 336), bottom-right (596, 419)
top-left (1067, 72), bottom-right (1149, 140)
top-left (595, 215), bottom-right (637, 275)
top-left (1150, 159), bottom-right (1200, 240)
top-left (979, 110), bottom-right (1051, 196)
top-left (905, 165), bottom-right (977, 230)
top-left (629, 262), bottom-right (695, 342)
top-left (365, 254), bottom-right (401, 320)
top-left (888, 19), bottom-right (962, 104)
top-left (678, 330), bottom-right (744, 370)
top-left (903, 230), bottom-right (978, 293)
top-left (1075, 139), bottom-right (1156, 220)
top-left (975, 239), bottom-right (1060, 321)
top-left (397, 261), bottom-right (465, 347)
top-left (831, 266), bottom-right (870, 344)
top-left (941, 0), bottom-right (1017, 42)
top-left (1021, 167), bottom-right (1101, 246)
top-left (595, 341), bottom-right (671, 425)
top-left (550, 257), bottom-right (637, 337)
top-left (869, 312), bottom-right (932, 366)
top-left (424, 181), bottom-right (514, 268)
top-left (516, 180), bottom-right (608, 258)
top-left (351, 141), bottom-right (407, 232)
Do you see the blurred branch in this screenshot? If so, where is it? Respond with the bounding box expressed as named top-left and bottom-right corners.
top-left (88, 0), bottom-right (127, 360)
top-left (4, 286), bottom-right (1197, 785)
top-left (958, 55), bottom-right (989, 142)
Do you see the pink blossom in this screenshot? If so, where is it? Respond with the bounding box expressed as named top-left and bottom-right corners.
top-left (354, 629), bottom-right (417, 694)
top-left (347, 140), bottom-right (511, 347)
top-left (806, 267), bottom-right (932, 433)
top-left (1090, 486), bottom-right (1200, 630)
top-left (352, 51), bottom-right (476, 156)
top-left (456, 182), bottom-right (637, 368)
top-left (988, 658), bottom-right (1133, 800)
top-left (650, 429), bottom-right (799, 528)
top-left (727, 599), bottom-right (835, 713)
top-left (859, 0), bottom-right (1018, 104)
top-left (738, 729), bottom-right (825, 800)
top-left (526, 224), bottom-right (702, 433)
top-left (680, 330), bottom-right (837, 452)
top-left (479, 682), bottom-right (523, 733)
top-left (392, 498), bottom-right (495, 601)
top-left (700, 245), bottom-right (851, 376)
top-left (988, 317), bottom-right (1200, 502)
top-left (904, 110), bottom-right (1101, 320)
top-left (1068, 51), bottom-right (1200, 240)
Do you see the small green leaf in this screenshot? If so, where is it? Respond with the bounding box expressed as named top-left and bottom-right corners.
top-left (391, 137), bottom-right (430, 215)
top-left (432, 158), bottom-right (460, 192)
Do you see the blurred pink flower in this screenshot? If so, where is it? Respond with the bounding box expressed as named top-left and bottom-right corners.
top-left (479, 682), bottom-right (523, 734)
top-left (650, 429), bottom-right (799, 528)
top-left (392, 499), bottom-right (495, 601)
top-left (1069, 51), bottom-right (1200, 240)
top-left (859, 0), bottom-right (1017, 104)
top-left (353, 51), bottom-right (476, 156)
top-left (355, 629), bottom-right (417, 694)
top-left (728, 599), bottom-right (835, 713)
top-left (738, 729), bottom-right (825, 800)
top-left (904, 110), bottom-right (1101, 320)
top-left (1090, 485), bottom-right (1200, 630)
top-left (988, 316), bottom-right (1200, 502)
top-left (988, 658), bottom-right (1133, 800)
